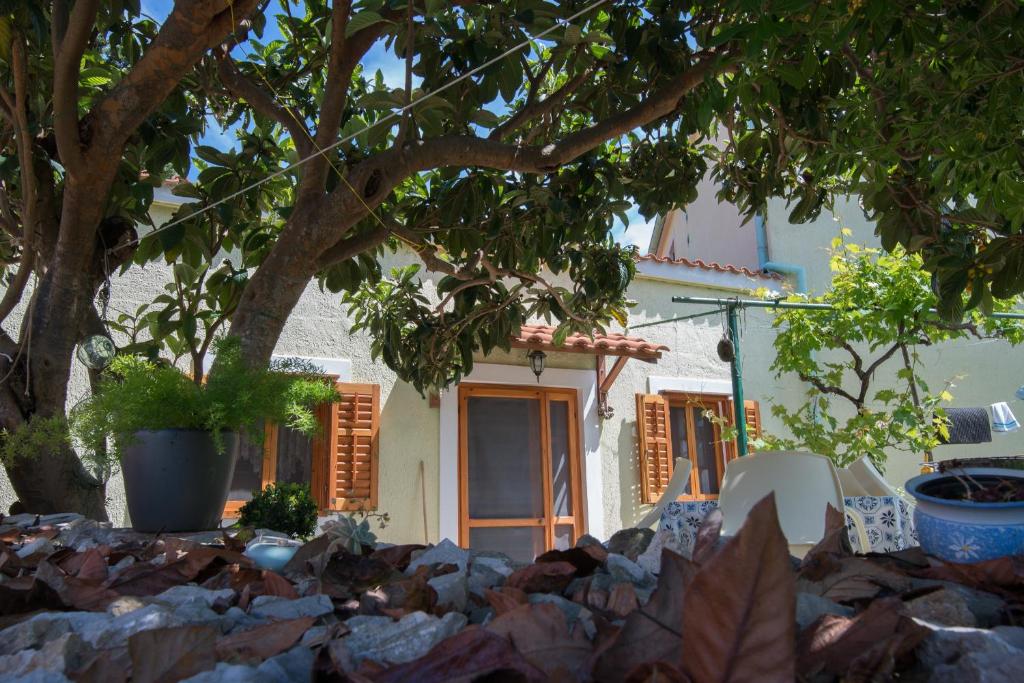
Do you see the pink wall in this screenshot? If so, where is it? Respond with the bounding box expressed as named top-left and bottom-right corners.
top-left (658, 177), bottom-right (760, 270)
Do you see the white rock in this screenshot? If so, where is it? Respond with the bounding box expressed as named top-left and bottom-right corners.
top-left (605, 554), bottom-right (656, 589)
top-left (16, 537), bottom-right (55, 558)
top-left (915, 621), bottom-right (1024, 683)
top-left (427, 572), bottom-right (469, 612)
top-left (0, 633), bottom-right (90, 678)
top-left (256, 645), bottom-right (315, 682)
top-left (0, 612), bottom-right (110, 655)
top-left (344, 611), bottom-right (467, 665)
top-left (469, 554), bottom-right (514, 578)
top-left (155, 585), bottom-right (235, 609)
top-left (248, 594), bottom-right (333, 621)
top-left (181, 663), bottom-right (273, 683)
top-left (405, 539), bottom-right (470, 575)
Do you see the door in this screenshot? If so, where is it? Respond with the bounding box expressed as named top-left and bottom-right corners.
top-left (458, 384), bottom-right (584, 563)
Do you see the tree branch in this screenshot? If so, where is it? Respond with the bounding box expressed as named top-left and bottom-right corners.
top-left (311, 49), bottom-right (733, 247)
top-left (489, 62), bottom-right (593, 141)
top-left (0, 36), bottom-right (39, 326)
top-left (88, 0), bottom-right (261, 159)
top-left (798, 371), bottom-right (861, 406)
top-left (51, 0), bottom-right (100, 175)
top-left (215, 52), bottom-right (314, 158)
top-left (315, 224), bottom-right (391, 269)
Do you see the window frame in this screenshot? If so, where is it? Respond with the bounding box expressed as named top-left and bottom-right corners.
top-left (661, 391), bottom-right (736, 501)
top-left (222, 375), bottom-right (350, 518)
top-left (457, 383), bottom-right (586, 554)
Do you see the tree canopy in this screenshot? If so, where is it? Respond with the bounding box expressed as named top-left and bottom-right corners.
top-left (1, 0), bottom-right (1023, 514)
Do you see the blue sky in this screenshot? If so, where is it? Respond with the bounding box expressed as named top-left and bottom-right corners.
top-left (139, 1), bottom-right (649, 248)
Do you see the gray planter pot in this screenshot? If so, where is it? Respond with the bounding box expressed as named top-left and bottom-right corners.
top-left (121, 429), bottom-right (239, 533)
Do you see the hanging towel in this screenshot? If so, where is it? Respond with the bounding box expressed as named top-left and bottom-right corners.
top-left (991, 402), bottom-right (1020, 433)
top-left (939, 407), bottom-right (992, 444)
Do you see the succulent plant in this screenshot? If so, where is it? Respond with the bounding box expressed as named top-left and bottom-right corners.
top-left (322, 514), bottom-right (378, 554)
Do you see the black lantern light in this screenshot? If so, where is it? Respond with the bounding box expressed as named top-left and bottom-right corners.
top-left (527, 349), bottom-right (546, 382)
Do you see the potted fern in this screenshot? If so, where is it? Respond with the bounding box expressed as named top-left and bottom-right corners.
top-left (72, 338), bottom-right (337, 532)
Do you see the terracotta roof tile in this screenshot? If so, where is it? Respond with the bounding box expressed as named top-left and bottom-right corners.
top-left (511, 324), bottom-right (668, 360)
top-left (636, 254), bottom-right (782, 280)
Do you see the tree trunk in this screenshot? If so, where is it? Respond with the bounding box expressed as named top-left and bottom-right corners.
top-left (0, 181), bottom-right (112, 520)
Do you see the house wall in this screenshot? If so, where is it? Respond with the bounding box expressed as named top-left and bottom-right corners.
top-left (657, 175), bottom-right (760, 270)
top-left (764, 196), bottom-right (1024, 490)
top-left (0, 198), bottom-right (782, 541)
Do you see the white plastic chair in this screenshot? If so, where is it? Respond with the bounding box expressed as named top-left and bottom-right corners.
top-left (637, 458), bottom-right (693, 529)
top-left (837, 468), bottom-right (871, 497)
top-left (849, 455), bottom-right (916, 512)
top-left (718, 451), bottom-right (870, 558)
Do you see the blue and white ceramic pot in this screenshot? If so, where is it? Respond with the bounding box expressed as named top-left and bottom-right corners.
top-left (906, 467), bottom-right (1024, 563)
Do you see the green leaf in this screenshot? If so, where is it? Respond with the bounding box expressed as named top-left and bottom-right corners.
top-left (346, 11), bottom-right (390, 37)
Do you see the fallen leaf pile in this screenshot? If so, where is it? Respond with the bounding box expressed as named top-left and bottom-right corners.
top-left (1, 497), bottom-right (1022, 682)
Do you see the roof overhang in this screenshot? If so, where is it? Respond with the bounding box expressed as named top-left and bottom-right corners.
top-left (510, 324), bottom-right (667, 362)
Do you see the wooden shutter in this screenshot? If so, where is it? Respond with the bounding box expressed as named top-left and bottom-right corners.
top-left (636, 393), bottom-right (674, 504)
top-left (743, 399), bottom-right (762, 452)
top-left (325, 382), bottom-right (380, 511)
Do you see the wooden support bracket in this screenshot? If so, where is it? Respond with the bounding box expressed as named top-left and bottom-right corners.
top-left (596, 355), bottom-right (629, 419)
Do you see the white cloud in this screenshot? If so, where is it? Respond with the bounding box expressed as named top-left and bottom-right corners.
top-left (619, 214), bottom-right (657, 251)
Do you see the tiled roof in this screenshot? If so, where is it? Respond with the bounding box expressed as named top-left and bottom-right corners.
top-left (511, 324), bottom-right (668, 361)
top-left (636, 254), bottom-right (782, 281)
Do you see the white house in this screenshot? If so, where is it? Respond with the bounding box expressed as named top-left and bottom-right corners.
top-left (2, 180), bottom-right (1019, 562)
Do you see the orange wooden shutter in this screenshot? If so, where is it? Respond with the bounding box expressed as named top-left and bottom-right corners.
top-left (743, 399), bottom-right (762, 452)
top-left (326, 382), bottom-right (380, 511)
top-left (636, 393), bottom-right (674, 504)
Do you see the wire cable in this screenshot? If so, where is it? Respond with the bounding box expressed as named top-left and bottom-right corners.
top-left (122, 0), bottom-right (611, 248)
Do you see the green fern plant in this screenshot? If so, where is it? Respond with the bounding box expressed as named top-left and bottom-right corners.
top-left (70, 336), bottom-right (338, 464)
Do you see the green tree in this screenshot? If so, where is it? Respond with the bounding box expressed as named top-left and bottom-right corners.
top-left (763, 237), bottom-right (1024, 470)
top-left (1, 0), bottom-right (1023, 515)
top-left (715, 0), bottom-right (1024, 320)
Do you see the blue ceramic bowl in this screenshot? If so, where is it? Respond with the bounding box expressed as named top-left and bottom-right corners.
top-left (906, 468), bottom-right (1024, 563)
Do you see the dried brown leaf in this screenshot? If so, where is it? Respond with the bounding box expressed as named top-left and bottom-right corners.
top-left (691, 508), bottom-right (723, 566)
top-left (71, 646), bottom-right (131, 683)
top-left (796, 597), bottom-right (930, 681)
top-left (605, 582), bottom-right (640, 618)
top-left (913, 555), bottom-right (1024, 598)
top-left (799, 504), bottom-right (851, 581)
top-left (536, 545), bottom-right (608, 576)
top-left (129, 624), bottom-right (217, 683)
top-left (625, 662), bottom-right (693, 683)
top-left (680, 493), bottom-right (795, 683)
top-left (372, 626), bottom-right (546, 683)
top-left (281, 533), bottom-right (331, 577)
top-left (215, 616), bottom-right (314, 662)
top-left (506, 561), bottom-right (576, 593)
top-left (592, 549), bottom-right (697, 681)
top-left (107, 544), bottom-right (249, 597)
top-left (34, 559), bottom-right (119, 611)
top-left (799, 557), bottom-right (912, 604)
top-left (486, 603), bottom-right (593, 678)
top-left (484, 586), bottom-right (528, 615)
top-left (370, 544), bottom-right (427, 571)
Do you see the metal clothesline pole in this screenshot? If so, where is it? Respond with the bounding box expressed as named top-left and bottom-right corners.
top-left (660, 295), bottom-right (1024, 458)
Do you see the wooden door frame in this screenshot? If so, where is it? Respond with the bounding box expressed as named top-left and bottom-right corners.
top-left (457, 383), bottom-right (586, 552)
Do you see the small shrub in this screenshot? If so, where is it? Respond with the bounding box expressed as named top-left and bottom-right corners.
top-left (238, 482), bottom-right (319, 539)
top-left (0, 416), bottom-right (72, 465)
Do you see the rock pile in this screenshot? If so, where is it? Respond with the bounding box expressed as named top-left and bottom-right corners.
top-left (1, 500), bottom-right (1022, 682)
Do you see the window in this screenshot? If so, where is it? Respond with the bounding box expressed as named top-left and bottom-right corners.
top-left (224, 382), bottom-right (380, 516)
top-left (636, 391), bottom-right (760, 503)
top-left (458, 384), bottom-right (584, 563)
